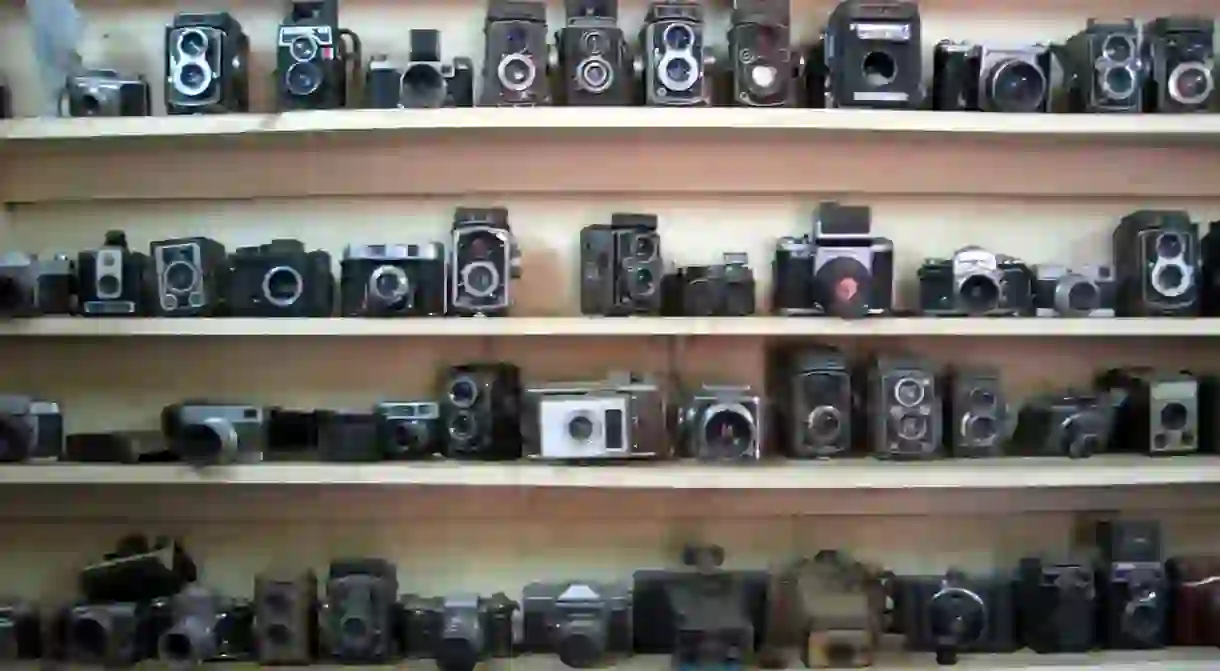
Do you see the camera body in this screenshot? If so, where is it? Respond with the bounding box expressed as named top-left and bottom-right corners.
top-left (66, 69), bottom-right (151, 117)
top-left (932, 41), bottom-right (1052, 112)
top-left (917, 246), bottom-right (1033, 317)
top-left (1015, 559), bottom-right (1096, 653)
top-left (728, 0), bottom-right (796, 107)
top-left (556, 0), bottom-right (632, 106)
top-left (1062, 20), bottom-right (1144, 113)
top-left (1143, 16), bottom-right (1217, 113)
top-left (895, 570), bottom-right (1016, 664)
top-left (810, 0), bottom-right (922, 109)
top-left (315, 409), bottom-right (378, 462)
top-left (1113, 210), bottom-right (1199, 317)
top-left (1167, 556), bottom-right (1220, 646)
top-left (1096, 520), bottom-right (1168, 650)
top-left (227, 239), bottom-right (334, 317)
top-left (150, 237), bottom-right (228, 317)
top-left (522, 581), bottom-right (632, 668)
top-left (0, 395), bottom-right (63, 463)
top-left (277, 1), bottom-right (357, 110)
top-left (366, 30), bottom-right (475, 109)
top-left (943, 366), bottom-right (1007, 459)
top-left (323, 559), bottom-right (399, 662)
top-left (663, 253), bottom-right (756, 317)
top-left (0, 599), bottom-right (41, 660)
top-left (165, 12), bottom-right (250, 114)
top-left (677, 385), bottom-right (763, 461)
top-left (159, 585), bottom-right (254, 663)
top-left (0, 252), bottom-right (74, 317)
top-left (253, 569), bottom-right (318, 665)
top-left (65, 601), bottom-right (159, 666)
top-left (440, 362), bottom-right (523, 460)
top-left (450, 207), bottom-right (521, 317)
top-left (399, 593), bottom-right (516, 671)
top-left (161, 402), bottom-right (266, 466)
top-left (340, 243), bottom-right (446, 317)
top-left (374, 401), bottom-right (443, 460)
top-left (522, 374), bottom-right (667, 461)
top-left (481, 0), bottom-right (551, 106)
top-left (580, 213), bottom-right (664, 316)
top-left (639, 1), bottom-right (714, 106)
top-left (1012, 392), bottom-right (1118, 458)
top-left (77, 230), bottom-right (151, 317)
top-left (1098, 367), bottom-right (1199, 456)
top-left (1033, 264), bottom-right (1116, 317)
top-left (866, 356), bottom-right (942, 460)
top-left (770, 346), bottom-right (853, 459)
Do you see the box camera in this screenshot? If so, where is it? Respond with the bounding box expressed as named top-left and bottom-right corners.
top-left (917, 246), bottom-right (1033, 317)
top-left (323, 558), bottom-right (398, 662)
top-left (77, 230), bottom-right (150, 317)
top-left (65, 68), bottom-right (151, 117)
top-left (943, 366), bottom-right (1007, 459)
top-left (315, 408), bottom-right (378, 462)
top-left (638, 1), bottom-right (714, 106)
top-left (450, 207), bottom-right (521, 317)
top-left (1033, 264), bottom-right (1116, 317)
top-left (676, 384), bottom-right (762, 461)
top-left (1011, 391), bottom-right (1118, 458)
top-left (399, 593), bottom-right (516, 671)
top-left (580, 213), bottom-right (664, 316)
top-left (809, 0), bottom-right (922, 109)
top-left (771, 202), bottom-right (894, 319)
top-left (158, 585), bottom-right (254, 663)
top-left (0, 599), bottom-right (41, 660)
top-left (1095, 520), bottom-right (1168, 650)
top-left (894, 569), bottom-right (1016, 665)
top-left (0, 395), bottom-right (63, 463)
top-left (340, 243), bottom-right (446, 317)
top-left (556, 0), bottom-right (632, 106)
top-left (1099, 367), bottom-right (1199, 456)
top-left (522, 581), bottom-right (631, 668)
top-left (254, 569), bottom-right (318, 665)
top-left (727, 0), bottom-right (796, 107)
top-left (277, 1), bottom-right (361, 111)
top-left (1114, 210), bottom-right (1199, 317)
top-left (227, 239), bottom-right (333, 317)
top-left (1143, 17), bottom-right (1217, 113)
top-left (440, 362), bottom-right (523, 460)
top-left (150, 237), bottom-right (227, 317)
top-left (662, 253), bottom-right (756, 317)
top-left (374, 401), bottom-right (442, 460)
top-left (664, 546), bottom-right (761, 669)
top-left (522, 374), bottom-right (667, 461)
top-left (165, 12), bottom-right (250, 114)
top-left (1015, 558), bottom-right (1096, 653)
top-left (365, 31), bottom-right (474, 108)
top-left (0, 251), bottom-right (74, 317)
top-left (480, 0), bottom-right (551, 106)
top-left (1062, 19), bottom-right (1144, 113)
top-left (931, 41), bottom-right (1052, 112)
top-left (65, 601), bottom-right (160, 666)
top-left (1167, 556), bottom-right (1220, 646)
top-left (161, 402), bottom-right (266, 466)
top-left (866, 355), bottom-right (942, 460)
top-left (769, 345), bottom-right (853, 459)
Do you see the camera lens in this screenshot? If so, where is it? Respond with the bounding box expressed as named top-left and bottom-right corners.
top-left (265, 591), bottom-right (293, 615)
top-left (505, 25), bottom-right (528, 51)
top-left (862, 51), bottom-right (897, 87)
top-left (578, 59), bottom-right (612, 93)
top-left (1170, 63), bottom-right (1214, 104)
top-left (81, 93), bottom-right (102, 115)
top-left (989, 60), bottom-right (1046, 111)
top-left (71, 616), bottom-right (108, 658)
top-left (930, 591), bottom-right (985, 645)
top-left (96, 274), bottom-right (121, 297)
top-left (160, 631), bottom-right (194, 662)
top-left (633, 235), bottom-right (657, 261)
top-left (749, 64), bottom-right (778, 91)
top-left (567, 414), bottom-right (596, 442)
top-left (286, 62), bottom-right (322, 97)
top-left (958, 274), bottom-right (1001, 314)
top-left (965, 415), bottom-right (998, 443)
top-left (1153, 264), bottom-right (1185, 293)
top-left (665, 57), bottom-right (693, 84)
top-left (448, 412), bottom-right (476, 440)
top-left (164, 261), bottom-right (198, 294)
top-left (702, 408), bottom-right (755, 457)
top-left (825, 642), bottom-right (856, 666)
top-left (1103, 35), bottom-right (1133, 61)
top-left (177, 422), bottom-right (227, 461)
top-left (663, 24), bottom-right (694, 50)
top-left (401, 64), bottom-right (447, 108)
top-left (968, 388), bottom-right (996, 409)
top-left (897, 414), bottom-right (929, 441)
top-left (392, 421), bottom-right (425, 450)
top-left (339, 616), bottom-right (370, 644)
top-left (499, 55), bottom-right (535, 91)
top-left (178, 29), bottom-right (208, 58)
top-left (1156, 233), bottom-right (1184, 258)
top-left (0, 417), bottom-right (31, 460)
top-left (893, 378), bottom-right (925, 407)
top-left (1125, 602), bottom-right (1161, 642)
top-left (1066, 281), bottom-right (1100, 312)
top-left (290, 35), bottom-right (317, 61)
top-left (448, 378), bottom-right (478, 408)
top-left (264, 267), bottom-right (302, 306)
top-left (177, 63), bottom-right (209, 95)
top-left (1161, 402), bottom-right (1188, 431)
top-left (582, 30), bottom-right (609, 55)
top-left (557, 630), bottom-right (603, 669)
top-left (1102, 66), bottom-right (1135, 98)
top-left (462, 262), bottom-right (499, 297)
top-left (632, 268), bottom-right (656, 296)
top-left (806, 407), bottom-right (841, 441)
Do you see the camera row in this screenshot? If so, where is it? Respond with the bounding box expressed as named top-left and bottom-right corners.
top-left (22, 0), bottom-right (1219, 120)
top-left (3, 521), bottom-right (1212, 669)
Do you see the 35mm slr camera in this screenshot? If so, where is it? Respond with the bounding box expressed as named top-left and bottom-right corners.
top-left (481, 0), bottom-right (552, 106)
top-left (522, 581), bottom-right (632, 668)
top-left (366, 30), bottom-right (474, 108)
top-left (65, 69), bottom-right (151, 117)
top-left (809, 0), bottom-right (922, 109)
top-left (399, 593), bottom-right (516, 671)
top-left (639, 1), bottom-right (714, 106)
top-left (276, 0), bottom-right (362, 111)
top-left (555, 0), bottom-right (632, 106)
top-left (918, 246), bottom-right (1033, 317)
top-left (165, 12), bottom-right (250, 114)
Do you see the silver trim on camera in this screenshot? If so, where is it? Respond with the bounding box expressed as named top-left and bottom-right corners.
top-left (576, 56), bottom-right (614, 93)
top-left (1150, 232), bottom-right (1194, 299)
top-left (893, 377), bottom-right (926, 408)
top-left (261, 265), bottom-right (304, 308)
top-left (806, 406), bottom-right (843, 443)
top-left (497, 54), bottom-right (538, 92)
top-left (1167, 61), bottom-right (1215, 106)
top-left (459, 260), bottom-right (502, 299)
top-left (170, 28), bottom-right (216, 99)
top-left (699, 401), bottom-right (759, 458)
top-left (537, 393), bottom-right (630, 459)
top-left (95, 248), bottom-right (123, 300)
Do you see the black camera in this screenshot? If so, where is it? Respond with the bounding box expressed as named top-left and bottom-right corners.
top-left (1033, 264), bottom-right (1116, 317)
top-left (0, 251), bottom-right (74, 318)
top-left (340, 243), bottom-right (446, 317)
top-left (1012, 391), bottom-right (1119, 458)
top-left (399, 593), bottom-right (516, 671)
top-left (580, 213), bottom-right (663, 316)
top-left (555, 0), bottom-right (632, 106)
top-left (1016, 558), bottom-right (1096, 653)
top-left (165, 12), bottom-right (250, 114)
top-left (0, 79), bottom-right (10, 119)
top-left (522, 581), bottom-right (631, 668)
top-left (0, 395), bottom-right (63, 463)
top-left (316, 409), bottom-right (378, 462)
top-left (1098, 367), bottom-right (1199, 456)
top-left (1143, 16), bottom-right (1217, 113)
top-left (1114, 209), bottom-right (1199, 317)
top-left (158, 585), bottom-right (254, 663)
top-left (665, 546), bottom-right (761, 668)
top-left (809, 0), bottom-right (922, 109)
top-left (150, 237), bottom-right (228, 317)
top-left (374, 401), bottom-right (442, 460)
top-left (866, 355), bottom-right (942, 460)
top-left (323, 558), bottom-right (399, 662)
top-left (770, 345), bottom-right (853, 458)
top-left (1062, 19), bottom-right (1144, 113)
top-left (727, 0), bottom-right (796, 107)
top-left (663, 253), bottom-right (756, 317)
top-left (893, 570), bottom-right (1016, 665)
top-left (227, 239), bottom-right (333, 317)
top-left (1096, 520), bottom-right (1168, 650)
top-left (639, 1), bottom-right (714, 106)
top-left (481, 0), bottom-right (552, 106)
top-left (931, 41), bottom-right (1052, 112)
top-left (65, 601), bottom-right (163, 666)
top-left (450, 207), bottom-right (521, 317)
top-left (440, 362), bottom-right (523, 460)
top-left (0, 599), bottom-right (41, 660)
top-left (942, 366), bottom-right (1006, 458)
top-left (65, 69), bottom-right (151, 117)
top-left (676, 384), bottom-right (763, 461)
top-left (77, 230), bottom-right (150, 317)
top-left (366, 30), bottom-right (474, 108)
top-left (771, 202), bottom-right (894, 319)
top-left (917, 246), bottom-right (1033, 317)
top-left (254, 569), bottom-right (318, 665)
top-left (277, 0), bottom-right (362, 111)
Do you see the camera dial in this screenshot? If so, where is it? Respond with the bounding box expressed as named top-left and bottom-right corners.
top-left (262, 265), bottom-right (304, 308)
top-left (1168, 62), bottom-right (1214, 105)
top-left (988, 59), bottom-right (1047, 112)
top-left (401, 63), bottom-right (448, 108)
top-left (699, 403), bottom-right (756, 458)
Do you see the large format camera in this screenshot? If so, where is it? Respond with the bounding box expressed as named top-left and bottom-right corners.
top-left (253, 569), bottom-right (317, 665)
top-left (0, 251), bottom-right (74, 317)
top-left (522, 581), bottom-right (631, 668)
top-left (770, 346), bottom-right (853, 459)
top-left (1114, 209), bottom-right (1199, 316)
top-left (1167, 556), bottom-right (1220, 646)
top-left (932, 41), bottom-right (1052, 112)
top-left (276, 0), bottom-right (362, 111)
top-left (1016, 558), bottom-right (1096, 653)
top-left (1096, 520), bottom-right (1168, 650)
top-left (1062, 20), bottom-right (1144, 113)
top-left (340, 243), bottom-right (446, 317)
top-left (727, 0), bottom-right (796, 107)
top-left (522, 374), bottom-right (666, 461)
top-left (158, 585), bottom-right (253, 663)
top-left (323, 558), bottom-right (398, 662)
top-left (366, 31), bottom-right (474, 108)
top-left (639, 1), bottom-right (714, 106)
top-left (150, 236), bottom-right (228, 317)
top-left (161, 402), bottom-right (267, 466)
top-left (373, 401), bottom-right (443, 460)
top-left (580, 213), bottom-right (664, 316)
top-left (227, 239), bottom-right (334, 317)
top-left (480, 0), bottom-right (551, 106)
top-left (0, 395), bottom-right (63, 463)
top-left (809, 0), bottom-right (921, 109)
top-left (894, 569), bottom-right (1016, 665)
top-left (165, 12), bottom-right (250, 114)
top-left (1033, 264), bottom-right (1116, 317)
top-left (555, 0), bottom-right (632, 106)
top-left (663, 253), bottom-right (755, 317)
top-left (771, 202), bottom-right (894, 319)
top-left (1143, 17), bottom-right (1217, 113)
top-left (450, 207), bottom-right (521, 317)
top-left (1011, 391), bottom-right (1118, 458)
top-left (440, 362), bottom-right (523, 460)
top-left (676, 384), bottom-right (762, 461)
top-left (917, 246), bottom-right (1033, 317)
top-left (65, 69), bottom-right (151, 117)
top-left (1098, 367), bottom-right (1199, 456)
top-left (77, 230), bottom-right (150, 317)
top-left (399, 593), bottom-right (516, 671)
top-left (866, 355), bottom-right (941, 460)
top-left (943, 366), bottom-right (1007, 458)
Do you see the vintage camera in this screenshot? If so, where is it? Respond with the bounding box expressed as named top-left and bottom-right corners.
top-left (316, 409), bottom-right (378, 462)
top-left (931, 41), bottom-right (1052, 112)
top-left (895, 570), bottom-right (1016, 665)
top-left (65, 68), bottom-right (151, 117)
top-left (1114, 210), bottom-right (1199, 317)
top-left (398, 593), bottom-right (516, 671)
top-left (809, 0), bottom-right (922, 109)
top-left (159, 585), bottom-right (254, 663)
top-left (1167, 556), bottom-right (1220, 646)
top-left (227, 239), bottom-right (333, 317)
top-left (150, 237), bottom-right (228, 317)
top-left (1143, 17), bottom-right (1217, 113)
top-left (480, 0), bottom-right (551, 106)
top-left (943, 366), bottom-right (1007, 458)
top-left (165, 12), bottom-right (250, 114)
top-left (1033, 264), bottom-right (1116, 317)
top-left (1096, 520), bottom-right (1168, 650)
top-left (161, 402), bottom-right (267, 466)
top-left (663, 546), bottom-right (760, 669)
top-left (866, 356), bottom-right (942, 460)
top-left (555, 0), bottom-right (631, 106)
top-left (65, 602), bottom-right (159, 665)
top-left (277, 1), bottom-right (361, 111)
top-left (374, 401), bottom-right (443, 460)
top-left (676, 384), bottom-right (762, 461)
top-left (77, 534), bottom-right (198, 604)
top-left (254, 569), bottom-right (318, 665)
top-left (0, 251), bottom-right (74, 317)
top-left (522, 582), bottom-right (631, 668)
top-left (365, 31), bottom-right (474, 108)
top-left (0, 78), bottom-right (9, 119)
top-left (340, 243), bottom-right (446, 317)
top-left (323, 558), bottom-right (398, 662)
top-left (0, 395), bottom-right (63, 463)
top-left (638, 1), bottom-right (714, 106)
top-left (1062, 20), bottom-right (1144, 113)
top-left (77, 230), bottom-right (150, 317)
top-left (771, 202), bottom-right (894, 319)
top-left (1015, 559), bottom-right (1096, 653)
top-left (522, 374), bottom-right (667, 461)
top-left (450, 207), bottom-right (521, 317)
top-left (1011, 391), bottom-right (1118, 458)
top-left (0, 599), bottom-right (41, 660)
top-left (579, 213), bottom-right (663, 316)
top-left (1099, 367), bottom-right (1199, 456)
top-left (727, 0), bottom-right (795, 107)
top-left (1203, 222), bottom-right (1220, 316)
top-left (663, 253), bottom-right (756, 317)
top-left (770, 346), bottom-right (853, 459)
top-left (917, 246), bottom-right (1033, 317)
top-left (440, 362), bottom-right (523, 460)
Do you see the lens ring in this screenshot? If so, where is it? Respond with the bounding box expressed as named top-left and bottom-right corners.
top-left (368, 265), bottom-right (410, 302)
top-left (658, 54), bottom-right (697, 92)
top-left (1152, 263), bottom-right (1187, 297)
top-left (806, 406), bottom-right (842, 442)
top-left (447, 411), bottom-right (477, 441)
top-left (1101, 34), bottom-right (1133, 62)
top-left (958, 273), bottom-right (1001, 314)
top-left (893, 377), bottom-right (925, 407)
top-left (285, 62), bottom-right (323, 97)
top-left (567, 413), bottom-right (596, 442)
top-left (261, 265), bottom-right (304, 308)
top-left (576, 56), bottom-right (614, 93)
top-left (988, 59), bottom-right (1047, 112)
top-left (632, 268), bottom-right (656, 297)
top-left (1156, 233), bottom-right (1184, 259)
top-left (699, 403), bottom-right (756, 458)
top-left (162, 260), bottom-right (199, 295)
top-left (963, 414), bottom-right (999, 445)
top-left (1053, 276), bottom-right (1099, 315)
top-left (400, 63), bottom-right (448, 108)
top-left (662, 23), bottom-right (694, 51)
top-left (1100, 65), bottom-right (1136, 99)
top-left (497, 54), bottom-right (537, 92)
top-left (581, 30), bottom-right (609, 55)
top-left (862, 51), bottom-right (897, 87)
top-left (290, 35), bottom-right (317, 62)
top-left (447, 377), bottom-right (479, 409)
top-left (460, 261), bottom-right (501, 299)
top-left (1168, 62), bottom-right (1215, 106)
top-left (176, 28), bottom-right (210, 58)
top-left (172, 61), bottom-right (213, 98)
top-left (96, 274), bottom-right (121, 297)
top-left (897, 413), bottom-right (929, 441)
top-left (1161, 402), bottom-right (1189, 431)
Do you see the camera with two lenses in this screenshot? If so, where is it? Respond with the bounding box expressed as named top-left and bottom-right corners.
top-left (450, 208), bottom-right (522, 317)
top-left (77, 230), bottom-right (151, 317)
top-left (808, 0), bottom-right (922, 109)
top-left (580, 213), bottom-right (664, 316)
top-left (556, 0), bottom-right (632, 105)
top-left (165, 12), bottom-right (250, 114)
top-left (663, 253), bottom-right (756, 317)
top-left (866, 355), bottom-right (942, 460)
top-left (440, 362), bottom-right (523, 460)
top-left (943, 365), bottom-right (1008, 459)
top-left (0, 251), bottom-right (74, 317)
top-left (400, 593), bottom-right (515, 671)
top-left (1062, 19), bottom-right (1144, 113)
top-left (366, 30), bottom-right (474, 109)
top-left (1096, 520), bottom-right (1168, 650)
top-left (481, 0), bottom-right (552, 106)
top-left (340, 243), bottom-right (446, 317)
top-left (522, 581), bottom-right (631, 668)
top-left (918, 246), bottom-right (1033, 317)
top-left (65, 69), bottom-right (150, 117)
top-left (770, 345), bottom-right (853, 459)
top-left (932, 41), bottom-right (1052, 113)
top-left (276, 0), bottom-right (361, 111)
top-left (1143, 17), bottom-right (1216, 113)
top-left (1114, 210), bottom-right (1199, 316)
top-left (522, 373), bottom-right (667, 461)
top-left (150, 237), bottom-right (227, 316)
top-left (639, 1), bottom-right (714, 106)
top-left (323, 559), bottom-right (398, 662)
top-left (161, 402), bottom-right (266, 466)
top-left (253, 569), bottom-right (318, 665)
top-left (227, 239), bottom-right (334, 317)
top-left (1033, 264), bottom-right (1116, 317)
top-left (0, 395), bottom-right (63, 463)
top-left (727, 0), bottom-right (797, 107)
top-left (676, 384), bottom-right (763, 461)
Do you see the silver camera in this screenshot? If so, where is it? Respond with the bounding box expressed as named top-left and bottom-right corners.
top-left (1033, 264), bottom-right (1117, 317)
top-left (522, 374), bottom-right (666, 461)
top-left (918, 246), bottom-right (1033, 317)
top-left (676, 384), bottom-right (763, 461)
top-left (162, 402), bottom-right (266, 466)
top-left (0, 395), bottom-right (63, 462)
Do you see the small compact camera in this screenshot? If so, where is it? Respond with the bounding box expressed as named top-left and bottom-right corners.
top-left (638, 1), bottom-right (714, 106)
top-left (1143, 17), bottom-right (1217, 113)
top-left (1033, 264), bottom-right (1116, 317)
top-left (1016, 559), bottom-right (1097, 653)
top-left (340, 243), bottom-right (446, 317)
top-left (158, 585), bottom-right (254, 663)
top-left (727, 0), bottom-right (796, 107)
top-left (77, 230), bottom-right (151, 317)
top-left (917, 246), bottom-right (1033, 317)
top-left (555, 0), bottom-right (632, 106)
top-left (277, 0), bottom-right (361, 111)
top-left (399, 593), bottom-right (516, 671)
top-left (522, 581), bottom-right (632, 668)
top-left (440, 362), bottom-right (523, 460)
top-left (676, 384), bottom-right (763, 461)
top-left (0, 395), bottom-right (63, 463)
top-left (522, 374), bottom-right (667, 461)
top-left (323, 559), bottom-right (399, 662)
top-left (65, 68), bottom-right (151, 117)
top-left (165, 12), bottom-right (250, 114)
top-left (808, 0), bottom-right (922, 109)
top-left (365, 30), bottom-right (474, 109)
top-left (931, 41), bottom-right (1052, 112)
top-left (1098, 367), bottom-right (1199, 456)
top-left (161, 402), bottom-right (267, 466)
top-left (480, 0), bottom-right (552, 106)
top-left (373, 401), bottom-right (442, 460)
top-left (0, 599), bottom-right (41, 660)
top-left (65, 601), bottom-right (160, 666)
top-left (1096, 520), bottom-right (1168, 650)
top-left (1062, 19), bottom-right (1144, 113)
top-left (450, 207), bottom-right (522, 317)
top-left (0, 251), bottom-right (74, 318)
top-left (1114, 210), bottom-right (1199, 317)
top-left (943, 366), bottom-right (1007, 458)
top-left (663, 253), bottom-right (756, 317)
top-left (1011, 391), bottom-right (1118, 458)
top-left (894, 569), bottom-right (1016, 665)
top-left (150, 237), bottom-right (228, 317)
top-left (866, 355), bottom-right (942, 460)
top-left (1167, 556), bottom-right (1220, 647)
top-left (580, 213), bottom-right (664, 316)
top-left (227, 239), bottom-right (334, 317)
top-left (254, 569), bottom-right (318, 665)
top-left (769, 345), bottom-right (853, 459)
